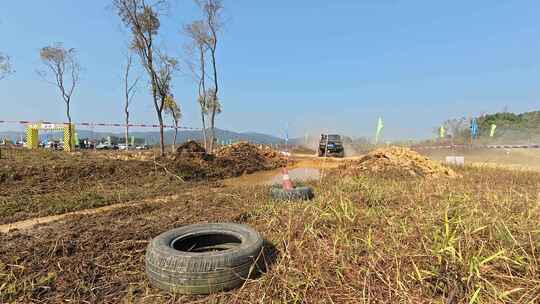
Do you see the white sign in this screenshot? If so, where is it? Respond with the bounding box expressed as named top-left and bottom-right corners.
top-left (41, 123), bottom-right (59, 130)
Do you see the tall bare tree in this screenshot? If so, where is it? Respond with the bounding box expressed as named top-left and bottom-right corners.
top-left (38, 43), bottom-right (80, 151)
top-left (155, 52), bottom-right (179, 151)
top-left (184, 20), bottom-right (210, 149)
top-left (0, 52), bottom-right (13, 80)
top-left (0, 52), bottom-right (12, 159)
top-left (164, 95), bottom-right (181, 152)
top-left (196, 0), bottom-right (223, 153)
top-left (123, 51), bottom-right (139, 147)
top-left (113, 0), bottom-right (170, 156)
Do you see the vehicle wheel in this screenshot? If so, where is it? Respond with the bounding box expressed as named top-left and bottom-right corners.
top-left (269, 186), bottom-right (314, 201)
top-left (145, 223), bottom-right (264, 295)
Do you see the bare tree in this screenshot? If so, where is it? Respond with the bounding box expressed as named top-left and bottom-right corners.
top-left (38, 43), bottom-right (80, 151)
top-left (184, 20), bottom-right (210, 150)
top-left (113, 0), bottom-right (170, 156)
top-left (443, 117), bottom-right (469, 143)
top-left (196, 0), bottom-right (223, 153)
top-left (155, 52), bottom-right (179, 151)
top-left (123, 51), bottom-right (139, 147)
top-left (0, 52), bottom-right (13, 80)
top-left (164, 95), bottom-right (181, 152)
top-left (0, 52), bottom-right (12, 159)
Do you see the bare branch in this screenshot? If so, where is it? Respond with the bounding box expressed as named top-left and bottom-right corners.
top-left (0, 52), bottom-right (14, 80)
top-left (194, 0), bottom-right (224, 152)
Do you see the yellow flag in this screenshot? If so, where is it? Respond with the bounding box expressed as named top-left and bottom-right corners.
top-left (439, 126), bottom-right (446, 139)
top-left (375, 117), bottom-right (384, 144)
top-left (490, 124), bottom-right (497, 137)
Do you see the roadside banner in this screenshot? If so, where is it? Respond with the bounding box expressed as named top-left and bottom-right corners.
top-left (74, 132), bottom-right (79, 146)
top-left (130, 136), bottom-right (135, 146)
top-left (490, 124), bottom-right (497, 137)
top-left (439, 125), bottom-right (446, 139)
top-left (106, 136), bottom-right (111, 145)
top-left (470, 118), bottom-right (478, 138)
top-left (375, 117), bottom-right (384, 144)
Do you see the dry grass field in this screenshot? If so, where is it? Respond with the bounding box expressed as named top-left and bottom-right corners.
top-left (1, 148), bottom-right (539, 303)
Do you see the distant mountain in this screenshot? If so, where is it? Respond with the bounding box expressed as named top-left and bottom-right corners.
top-left (0, 128), bottom-right (286, 145)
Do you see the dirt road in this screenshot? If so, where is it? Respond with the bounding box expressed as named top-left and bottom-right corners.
top-left (0, 195), bottom-right (180, 233)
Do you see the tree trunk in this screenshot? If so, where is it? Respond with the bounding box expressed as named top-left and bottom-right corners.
top-left (66, 100), bottom-right (73, 152)
top-left (125, 110), bottom-right (129, 147)
top-left (208, 48), bottom-right (219, 153)
top-left (209, 113), bottom-right (215, 153)
top-left (173, 124), bottom-right (178, 153)
top-left (158, 113), bottom-right (165, 156)
top-left (200, 111), bottom-right (207, 149)
top-left (198, 45), bottom-right (208, 150)
top-left (149, 67), bottom-right (164, 157)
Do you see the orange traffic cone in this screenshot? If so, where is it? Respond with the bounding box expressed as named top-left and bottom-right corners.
top-left (282, 167), bottom-right (294, 190)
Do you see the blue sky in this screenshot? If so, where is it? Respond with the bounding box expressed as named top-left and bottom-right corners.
top-left (1, 0), bottom-right (539, 139)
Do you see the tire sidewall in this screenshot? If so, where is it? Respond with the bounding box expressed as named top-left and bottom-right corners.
top-left (147, 223), bottom-right (263, 271)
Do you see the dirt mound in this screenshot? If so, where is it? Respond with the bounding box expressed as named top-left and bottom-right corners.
top-left (339, 146), bottom-right (458, 178)
top-left (167, 142), bottom-right (288, 179)
top-left (215, 142), bottom-right (288, 174)
top-left (175, 141), bottom-right (207, 159)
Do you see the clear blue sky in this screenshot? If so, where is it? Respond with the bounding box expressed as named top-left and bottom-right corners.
top-left (1, 0), bottom-right (539, 140)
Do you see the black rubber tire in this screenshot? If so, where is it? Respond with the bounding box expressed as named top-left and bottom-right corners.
top-left (145, 223), bottom-right (264, 295)
top-left (269, 186), bottom-right (314, 201)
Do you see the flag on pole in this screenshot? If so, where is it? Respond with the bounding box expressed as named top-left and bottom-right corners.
top-left (375, 117), bottom-right (384, 144)
top-left (489, 124), bottom-right (497, 137)
top-left (284, 123), bottom-right (289, 144)
top-left (439, 125), bottom-right (446, 139)
top-left (470, 118), bottom-right (478, 138)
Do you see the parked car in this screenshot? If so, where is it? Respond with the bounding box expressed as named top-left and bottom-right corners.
top-left (118, 143), bottom-right (134, 150)
top-left (135, 144), bottom-right (150, 150)
top-left (96, 142), bottom-right (113, 150)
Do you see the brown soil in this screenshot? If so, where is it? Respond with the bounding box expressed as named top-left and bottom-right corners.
top-left (338, 146), bottom-right (458, 178)
top-left (215, 142), bottom-right (288, 173)
top-left (168, 142), bottom-right (289, 180)
top-left (174, 140), bottom-right (207, 159)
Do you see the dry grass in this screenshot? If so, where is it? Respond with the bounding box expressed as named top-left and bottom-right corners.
top-left (0, 147), bottom-right (286, 225)
top-left (1, 161), bottom-right (539, 303)
top-left (0, 149), bottom-right (183, 224)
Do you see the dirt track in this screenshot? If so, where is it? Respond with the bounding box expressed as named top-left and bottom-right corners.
top-left (421, 147), bottom-right (540, 171)
top-left (0, 195), bottom-right (180, 234)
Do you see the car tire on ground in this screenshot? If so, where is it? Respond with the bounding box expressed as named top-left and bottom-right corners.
top-left (269, 186), bottom-right (314, 201)
top-left (145, 223), bottom-right (264, 295)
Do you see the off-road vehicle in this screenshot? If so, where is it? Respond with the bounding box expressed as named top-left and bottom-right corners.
top-left (318, 134), bottom-right (344, 157)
